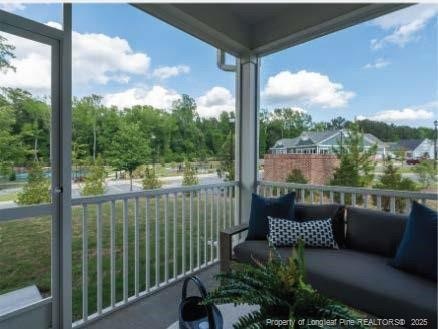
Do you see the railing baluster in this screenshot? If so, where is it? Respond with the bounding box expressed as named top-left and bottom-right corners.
top-left (123, 199), bottom-right (128, 302)
top-left (173, 193), bottom-right (177, 279)
top-left (404, 198), bottom-right (411, 214)
top-left (189, 191), bottom-right (193, 272)
top-left (364, 194), bottom-right (369, 208)
top-left (301, 189), bottom-right (305, 202)
top-left (145, 197), bottom-right (150, 291)
top-left (96, 203), bottom-right (103, 314)
top-left (234, 185), bottom-right (238, 225)
top-left (340, 192), bottom-right (345, 205)
top-left (310, 190), bottom-right (314, 204)
top-left (377, 195), bottom-right (382, 210)
top-left (134, 197), bottom-right (139, 297)
top-left (320, 189), bottom-right (323, 205)
top-left (228, 186), bottom-right (232, 228)
top-left (182, 192), bottom-right (186, 274)
top-left (164, 194), bottom-right (169, 283)
top-left (82, 205), bottom-right (88, 322)
top-left (210, 188), bottom-right (214, 262)
top-left (197, 190), bottom-right (200, 269)
top-left (204, 189), bottom-right (208, 266)
top-left (155, 196), bottom-right (160, 287)
top-left (330, 191), bottom-right (334, 203)
top-left (110, 201), bottom-right (116, 308)
top-left (222, 188), bottom-right (226, 229)
top-left (390, 196), bottom-right (396, 213)
top-left (216, 188), bottom-right (220, 261)
top-left (352, 193), bottom-right (356, 207)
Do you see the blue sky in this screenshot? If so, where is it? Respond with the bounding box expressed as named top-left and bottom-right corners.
top-left (0, 3), bottom-right (437, 127)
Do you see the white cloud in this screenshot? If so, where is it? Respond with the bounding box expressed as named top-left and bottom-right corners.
top-left (0, 3), bottom-right (26, 12)
top-left (357, 103), bottom-right (436, 123)
top-left (370, 4), bottom-right (438, 49)
top-left (262, 70), bottom-right (355, 109)
top-left (196, 86), bottom-right (235, 118)
top-left (152, 65), bottom-right (190, 80)
top-left (363, 58), bottom-right (390, 69)
top-left (103, 86), bottom-right (181, 110)
top-left (71, 28), bottom-right (150, 85)
top-left (0, 21), bottom-right (151, 94)
top-left (0, 33), bottom-right (51, 94)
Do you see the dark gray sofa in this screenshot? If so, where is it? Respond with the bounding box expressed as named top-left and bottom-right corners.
top-left (220, 204), bottom-right (437, 328)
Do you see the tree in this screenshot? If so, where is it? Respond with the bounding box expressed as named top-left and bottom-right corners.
top-left (413, 160), bottom-right (436, 188)
top-left (219, 131), bottom-right (235, 181)
top-left (0, 35), bottom-right (15, 72)
top-left (0, 103), bottom-right (26, 176)
top-left (373, 158), bottom-right (418, 212)
top-left (327, 116), bottom-right (347, 130)
top-left (142, 166), bottom-right (162, 190)
top-left (16, 162), bottom-right (50, 205)
top-left (286, 169), bottom-right (308, 184)
top-left (182, 161), bottom-right (199, 186)
top-left (106, 121), bottom-right (150, 191)
top-left (81, 156), bottom-right (106, 196)
top-left (330, 123), bottom-right (377, 187)
top-left (0, 88), bottom-right (51, 163)
top-left (73, 95), bottom-right (103, 161)
top-left (170, 95), bottom-right (204, 160)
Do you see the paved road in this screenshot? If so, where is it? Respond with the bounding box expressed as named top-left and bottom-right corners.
top-left (0, 174), bottom-right (223, 209)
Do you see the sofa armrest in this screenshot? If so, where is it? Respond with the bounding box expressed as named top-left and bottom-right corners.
top-left (220, 223), bottom-right (248, 272)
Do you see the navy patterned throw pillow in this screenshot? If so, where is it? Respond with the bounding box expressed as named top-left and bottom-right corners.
top-left (268, 217), bottom-right (337, 248)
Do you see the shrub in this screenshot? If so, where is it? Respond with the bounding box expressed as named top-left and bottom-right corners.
top-left (373, 158), bottom-right (419, 212)
top-left (413, 160), bottom-right (436, 188)
top-left (182, 161), bottom-right (199, 186)
top-left (8, 171), bottom-right (16, 181)
top-left (16, 162), bottom-right (50, 205)
top-left (81, 157), bottom-right (106, 196)
top-left (286, 169), bottom-right (308, 184)
top-left (142, 166), bottom-right (162, 190)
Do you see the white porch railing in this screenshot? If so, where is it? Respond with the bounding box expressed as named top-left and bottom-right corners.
top-left (71, 182), bottom-right (238, 327)
top-left (258, 181), bottom-right (437, 214)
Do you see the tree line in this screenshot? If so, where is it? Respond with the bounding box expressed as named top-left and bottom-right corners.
top-left (0, 88), bottom-right (235, 174)
top-left (1, 88), bottom-right (435, 177)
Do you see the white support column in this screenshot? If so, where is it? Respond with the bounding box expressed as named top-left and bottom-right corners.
top-left (52, 4), bottom-right (73, 328)
top-left (235, 55), bottom-right (260, 224)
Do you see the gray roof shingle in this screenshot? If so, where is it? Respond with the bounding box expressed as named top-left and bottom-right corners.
top-left (396, 139), bottom-right (423, 151)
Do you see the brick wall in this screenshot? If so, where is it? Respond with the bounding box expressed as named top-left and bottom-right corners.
top-left (263, 154), bottom-right (340, 185)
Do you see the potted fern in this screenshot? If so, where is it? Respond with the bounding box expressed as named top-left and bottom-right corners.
top-left (205, 241), bottom-right (365, 329)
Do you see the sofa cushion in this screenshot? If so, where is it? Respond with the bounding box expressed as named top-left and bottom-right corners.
top-left (390, 201), bottom-right (437, 281)
top-left (346, 207), bottom-right (406, 257)
top-left (294, 204), bottom-right (345, 247)
top-left (246, 193), bottom-right (295, 240)
top-left (234, 241), bottom-right (437, 328)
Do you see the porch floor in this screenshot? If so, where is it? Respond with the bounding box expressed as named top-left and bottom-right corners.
top-left (85, 264), bottom-right (219, 329)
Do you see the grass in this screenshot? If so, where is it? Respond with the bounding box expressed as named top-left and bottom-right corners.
top-left (0, 192), bottom-right (235, 321)
top-left (0, 192), bottom-right (17, 202)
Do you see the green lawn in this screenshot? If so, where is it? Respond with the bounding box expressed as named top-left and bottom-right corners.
top-left (0, 193), bottom-right (235, 321)
top-left (0, 192), bottom-right (17, 202)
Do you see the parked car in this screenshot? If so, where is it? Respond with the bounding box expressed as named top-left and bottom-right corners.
top-left (406, 158), bottom-right (421, 165)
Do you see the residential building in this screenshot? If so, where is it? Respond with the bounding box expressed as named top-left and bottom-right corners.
top-left (392, 139), bottom-right (435, 159)
top-left (270, 130), bottom-right (387, 158)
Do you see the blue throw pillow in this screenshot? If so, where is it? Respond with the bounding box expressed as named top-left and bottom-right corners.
top-left (246, 192), bottom-right (295, 240)
top-left (390, 201), bottom-right (437, 281)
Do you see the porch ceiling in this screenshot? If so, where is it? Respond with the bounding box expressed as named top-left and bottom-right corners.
top-left (133, 3), bottom-right (409, 57)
